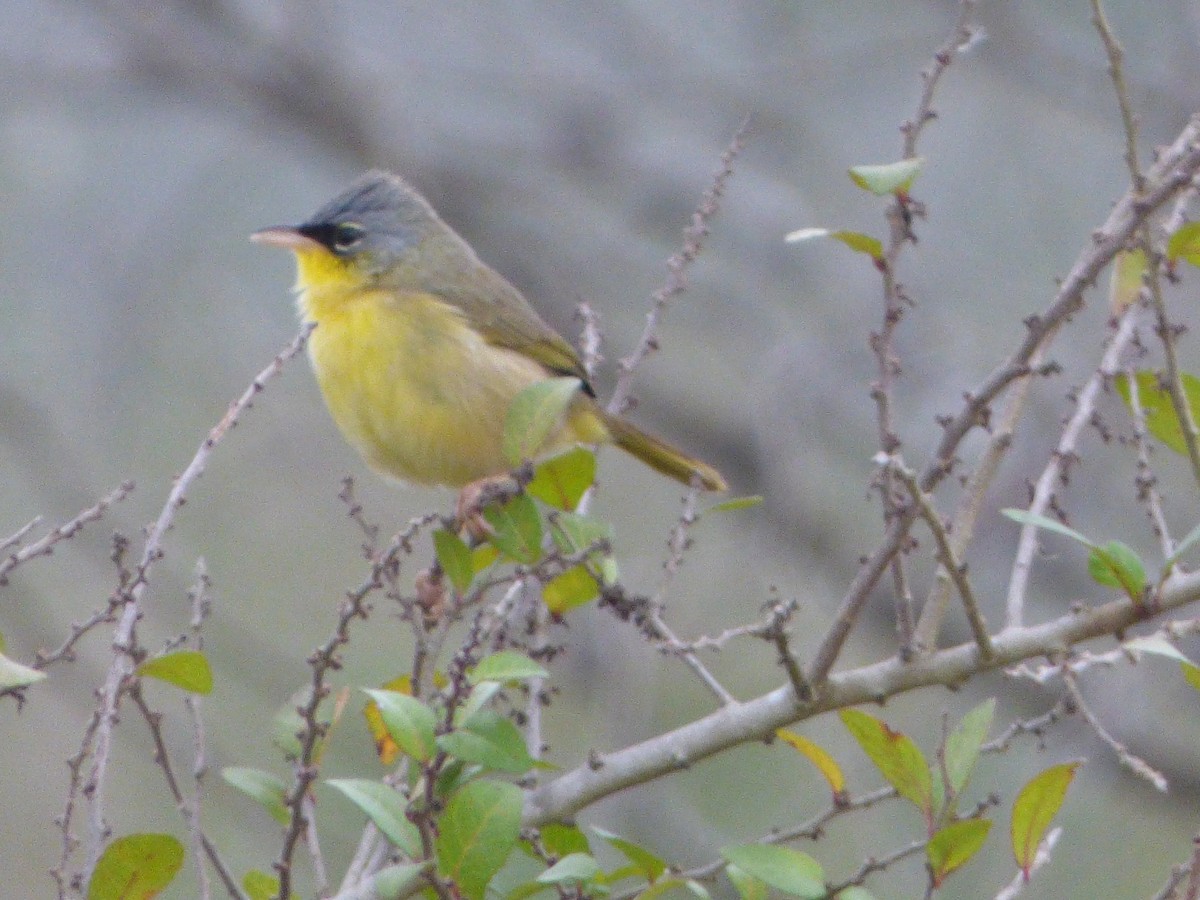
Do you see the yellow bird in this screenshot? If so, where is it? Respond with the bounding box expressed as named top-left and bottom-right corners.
top-left (252, 171), bottom-right (727, 494)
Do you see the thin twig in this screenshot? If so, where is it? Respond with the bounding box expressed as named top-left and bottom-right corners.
top-left (608, 121), bottom-right (747, 416)
top-left (0, 481), bottom-right (134, 585)
top-left (887, 455), bottom-right (994, 660)
top-left (994, 828), bottom-right (1062, 899)
top-left (77, 325), bottom-right (313, 883)
top-left (1061, 666), bottom-right (1167, 791)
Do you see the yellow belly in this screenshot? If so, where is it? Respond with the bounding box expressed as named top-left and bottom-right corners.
top-left (300, 284), bottom-right (594, 486)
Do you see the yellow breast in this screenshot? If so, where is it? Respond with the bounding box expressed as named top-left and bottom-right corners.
top-left (299, 277), bottom-right (576, 486)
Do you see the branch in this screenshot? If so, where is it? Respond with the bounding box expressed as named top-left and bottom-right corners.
top-left (523, 565), bottom-right (1200, 825)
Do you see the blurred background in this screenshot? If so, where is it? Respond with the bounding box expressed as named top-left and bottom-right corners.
top-left (4, 1), bottom-right (1200, 896)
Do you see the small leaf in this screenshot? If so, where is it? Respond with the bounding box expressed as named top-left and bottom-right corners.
top-left (927, 819), bottom-right (991, 886)
top-left (1000, 509), bottom-right (1093, 547)
top-left (483, 494), bottom-right (544, 565)
top-left (834, 890), bottom-right (877, 900)
top-left (725, 864), bottom-right (768, 900)
top-left (540, 822), bottom-right (591, 858)
top-left (363, 689), bottom-right (438, 763)
top-left (848, 158), bottom-right (923, 195)
top-left (436, 780), bottom-right (523, 900)
top-left (830, 230), bottom-right (884, 260)
top-left (1087, 540), bottom-right (1146, 600)
top-left (88, 833), bottom-right (184, 900)
top-left (434, 529), bottom-right (475, 594)
top-left (543, 566), bottom-right (600, 615)
top-left (503, 377), bottom-right (582, 466)
top-left (1182, 661), bottom-right (1200, 693)
top-left (1167, 221), bottom-right (1200, 266)
top-left (638, 878), bottom-right (708, 900)
top-left (223, 767), bottom-right (289, 825)
top-left (527, 447), bottom-right (596, 510)
top-left (0, 651), bottom-right (47, 689)
top-left (943, 699), bottom-right (996, 803)
top-left (1123, 635), bottom-right (1191, 664)
top-left (707, 495), bottom-right (764, 515)
top-left (137, 649), bottom-right (213, 695)
top-left (775, 729), bottom-right (845, 796)
top-left (1114, 371), bottom-right (1200, 456)
top-left (438, 710), bottom-right (536, 774)
top-left (719, 845), bottom-right (824, 899)
top-left (536, 852), bottom-right (602, 885)
top-left (1011, 762), bottom-right (1080, 878)
top-left (1109, 248), bottom-right (1146, 314)
top-left (242, 869), bottom-right (280, 900)
top-left (840, 709), bottom-right (933, 821)
top-left (469, 651), bottom-right (548, 684)
top-left (593, 826), bottom-right (668, 882)
top-left (326, 779), bottom-right (421, 856)
top-left (1166, 519), bottom-right (1200, 569)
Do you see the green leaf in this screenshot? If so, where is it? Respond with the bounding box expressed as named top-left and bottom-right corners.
top-left (834, 890), bottom-right (877, 900)
top-left (503, 377), bottom-right (582, 466)
top-left (469, 651), bottom-right (548, 684)
top-left (549, 511), bottom-right (617, 587)
top-left (848, 158), bottom-right (923, 195)
top-left (725, 863), bottom-right (768, 900)
top-left (927, 819), bottom-right (991, 886)
top-left (592, 826), bottom-right (667, 882)
top-left (1087, 540), bottom-right (1146, 600)
top-left (1114, 370), bottom-right (1200, 456)
top-left (536, 852), bottom-right (602, 885)
top-left (438, 710), bottom-right (536, 774)
top-left (540, 822), bottom-right (591, 858)
top-left (483, 494), bottom-right (544, 565)
top-left (136, 649), bottom-right (213, 695)
top-left (527, 447), bottom-right (596, 511)
top-left (436, 779), bottom-right (523, 900)
top-left (637, 878), bottom-right (709, 900)
top-left (543, 566), bottom-right (600, 615)
top-left (943, 699), bottom-right (996, 805)
top-left (1182, 661), bottom-right (1200, 693)
top-left (1011, 763), bottom-right (1079, 878)
top-left (242, 869), bottom-right (280, 900)
top-left (1109, 248), bottom-right (1146, 314)
top-left (840, 709), bottom-right (933, 821)
top-left (1167, 221), bottom-right (1200, 266)
top-left (326, 778), bottom-right (421, 856)
top-left (434, 529), bottom-right (475, 594)
top-left (373, 862), bottom-right (433, 898)
top-left (88, 833), bottom-right (184, 900)
top-left (272, 686), bottom-right (313, 761)
top-left (1000, 509), bottom-right (1093, 546)
top-left (830, 230), bottom-right (884, 260)
top-left (707, 495), bottom-right (764, 515)
top-left (223, 767), bottom-right (289, 825)
top-left (362, 689), bottom-right (438, 763)
top-left (719, 845), bottom-right (824, 899)
top-left (0, 651), bottom-right (46, 689)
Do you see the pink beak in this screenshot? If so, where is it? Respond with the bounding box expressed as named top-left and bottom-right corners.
top-left (249, 226), bottom-right (322, 251)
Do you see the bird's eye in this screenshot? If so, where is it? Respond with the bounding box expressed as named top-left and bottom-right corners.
top-left (332, 222), bottom-right (365, 252)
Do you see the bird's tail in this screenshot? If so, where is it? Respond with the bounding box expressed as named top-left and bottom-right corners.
top-left (600, 411), bottom-right (728, 492)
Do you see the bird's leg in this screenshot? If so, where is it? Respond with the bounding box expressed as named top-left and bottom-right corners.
top-left (453, 473), bottom-right (522, 541)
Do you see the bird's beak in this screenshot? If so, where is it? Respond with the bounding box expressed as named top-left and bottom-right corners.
top-left (250, 226), bottom-right (322, 252)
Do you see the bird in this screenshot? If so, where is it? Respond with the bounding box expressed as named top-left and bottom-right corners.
top-left (251, 170), bottom-right (727, 499)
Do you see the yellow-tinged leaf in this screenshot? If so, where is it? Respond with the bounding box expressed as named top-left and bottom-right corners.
top-left (1183, 661), bottom-right (1200, 693)
top-left (1109, 248), bottom-right (1146, 314)
top-left (830, 230), bottom-right (884, 260)
top-left (242, 869), bottom-right (280, 900)
top-left (776, 729), bottom-right (845, 795)
top-left (1011, 762), bottom-right (1079, 878)
top-left (364, 674), bottom-right (446, 764)
top-left (707, 495), bottom-right (764, 515)
top-left (543, 565), bottom-right (600, 615)
top-left (927, 819), bottom-right (992, 886)
top-left (137, 649), bottom-right (213, 695)
top-left (840, 709), bottom-right (933, 822)
top-left (88, 833), bottom-right (184, 900)
top-left (1167, 221), bottom-right (1200, 266)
